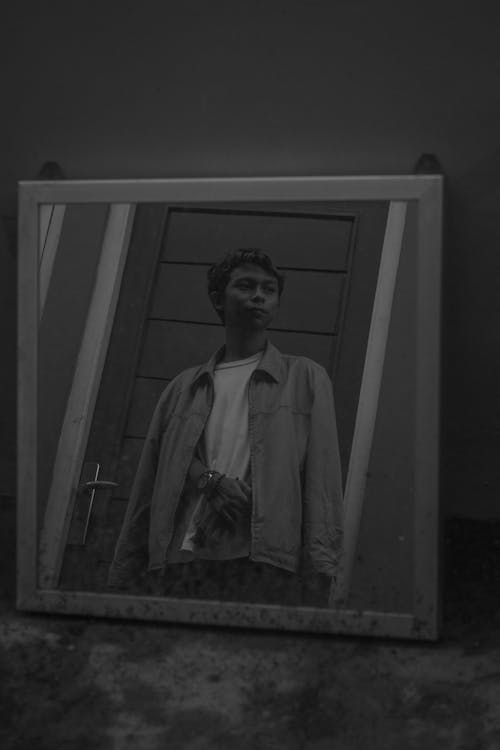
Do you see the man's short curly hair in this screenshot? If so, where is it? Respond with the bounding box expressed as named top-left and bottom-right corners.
top-left (207, 248), bottom-right (285, 323)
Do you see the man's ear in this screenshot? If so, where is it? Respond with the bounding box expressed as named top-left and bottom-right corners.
top-left (209, 290), bottom-right (223, 312)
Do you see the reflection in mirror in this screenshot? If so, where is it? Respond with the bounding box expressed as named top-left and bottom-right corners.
top-left (37, 198), bottom-right (415, 614)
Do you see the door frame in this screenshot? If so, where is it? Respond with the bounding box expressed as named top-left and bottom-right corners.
top-left (18, 175), bottom-right (443, 639)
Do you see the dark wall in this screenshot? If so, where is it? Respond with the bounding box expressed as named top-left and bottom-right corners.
top-left (1, 1), bottom-right (499, 517)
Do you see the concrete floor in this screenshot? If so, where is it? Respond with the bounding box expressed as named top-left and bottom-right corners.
top-left (1, 502), bottom-right (500, 750)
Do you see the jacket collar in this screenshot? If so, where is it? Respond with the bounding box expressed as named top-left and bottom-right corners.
top-left (191, 338), bottom-right (282, 390)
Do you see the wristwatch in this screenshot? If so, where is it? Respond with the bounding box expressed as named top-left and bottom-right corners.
top-left (196, 469), bottom-right (222, 493)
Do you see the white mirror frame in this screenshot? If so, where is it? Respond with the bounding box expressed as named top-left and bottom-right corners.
top-left (18, 175), bottom-right (443, 640)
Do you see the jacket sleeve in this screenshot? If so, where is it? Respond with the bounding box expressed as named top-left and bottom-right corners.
top-left (302, 366), bottom-right (344, 577)
top-left (107, 395), bottom-right (165, 589)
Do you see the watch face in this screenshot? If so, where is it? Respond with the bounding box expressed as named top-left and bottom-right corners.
top-left (197, 472), bottom-right (212, 490)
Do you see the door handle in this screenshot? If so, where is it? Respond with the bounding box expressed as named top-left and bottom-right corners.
top-left (80, 480), bottom-right (119, 493)
top-left (73, 463), bottom-right (119, 545)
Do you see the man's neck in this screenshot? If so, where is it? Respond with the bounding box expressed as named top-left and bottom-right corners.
top-left (221, 329), bottom-right (267, 363)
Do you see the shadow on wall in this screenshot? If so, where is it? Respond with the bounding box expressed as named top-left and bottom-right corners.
top-left (441, 150), bottom-right (500, 519)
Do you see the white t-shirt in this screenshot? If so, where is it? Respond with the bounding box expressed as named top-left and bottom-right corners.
top-left (203, 351), bottom-right (262, 481)
top-left (169, 351), bottom-right (262, 561)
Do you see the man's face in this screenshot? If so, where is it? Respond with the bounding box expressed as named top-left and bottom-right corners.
top-left (220, 263), bottom-right (280, 331)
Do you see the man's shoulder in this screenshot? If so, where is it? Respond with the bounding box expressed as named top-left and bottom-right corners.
top-left (155, 363), bottom-right (206, 405)
top-left (279, 352), bottom-right (329, 380)
top-left (172, 363), bottom-right (206, 386)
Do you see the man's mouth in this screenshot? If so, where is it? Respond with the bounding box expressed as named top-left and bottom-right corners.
top-left (248, 308), bottom-right (267, 316)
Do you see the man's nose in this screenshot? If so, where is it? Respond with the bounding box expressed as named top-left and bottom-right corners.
top-left (251, 286), bottom-right (265, 301)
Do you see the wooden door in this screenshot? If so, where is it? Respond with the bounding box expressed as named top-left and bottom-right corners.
top-left (55, 201), bottom-right (388, 591)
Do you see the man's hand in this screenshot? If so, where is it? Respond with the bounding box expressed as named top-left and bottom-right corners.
top-left (192, 475), bottom-right (251, 547)
top-left (209, 475), bottom-right (251, 525)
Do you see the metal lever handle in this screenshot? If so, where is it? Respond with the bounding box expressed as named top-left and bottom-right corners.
top-left (81, 480), bottom-right (119, 492)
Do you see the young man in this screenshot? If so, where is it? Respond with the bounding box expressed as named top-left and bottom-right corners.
top-left (108, 249), bottom-right (343, 606)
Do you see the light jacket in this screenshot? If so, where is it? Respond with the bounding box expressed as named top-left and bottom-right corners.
top-left (108, 340), bottom-right (343, 587)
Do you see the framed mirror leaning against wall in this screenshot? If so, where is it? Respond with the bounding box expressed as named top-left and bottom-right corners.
top-left (17, 175), bottom-right (443, 639)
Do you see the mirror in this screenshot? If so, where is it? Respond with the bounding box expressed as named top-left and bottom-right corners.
top-left (18, 176), bottom-right (442, 639)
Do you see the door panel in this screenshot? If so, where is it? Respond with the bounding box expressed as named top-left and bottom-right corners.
top-left (125, 377), bottom-right (171, 437)
top-left (138, 320), bottom-right (336, 379)
top-left (150, 263), bottom-right (346, 333)
top-left (114, 439), bottom-right (145, 498)
top-left (58, 201), bottom-right (388, 596)
top-left (162, 207), bottom-right (352, 268)
top-left (138, 321), bottom-right (225, 378)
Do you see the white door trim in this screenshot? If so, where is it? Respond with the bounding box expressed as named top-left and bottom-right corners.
top-left (38, 204), bottom-right (136, 588)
